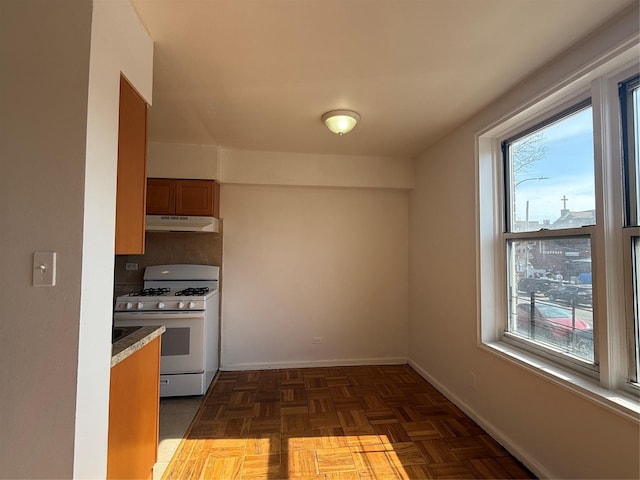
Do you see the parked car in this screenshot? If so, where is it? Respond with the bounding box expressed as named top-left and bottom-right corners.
top-left (515, 303), bottom-right (593, 350)
top-left (546, 285), bottom-right (592, 306)
top-left (517, 277), bottom-right (555, 295)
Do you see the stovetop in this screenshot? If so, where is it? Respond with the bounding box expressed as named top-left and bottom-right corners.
top-left (127, 287), bottom-right (171, 297)
top-left (114, 264), bottom-right (220, 313)
top-left (114, 285), bottom-right (218, 312)
top-left (127, 287), bottom-right (211, 297)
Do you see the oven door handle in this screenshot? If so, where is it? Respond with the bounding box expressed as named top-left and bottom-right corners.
top-left (114, 312), bottom-right (205, 321)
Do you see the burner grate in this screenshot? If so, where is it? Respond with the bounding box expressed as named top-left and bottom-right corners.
top-left (129, 287), bottom-right (170, 297)
top-left (175, 287), bottom-right (210, 297)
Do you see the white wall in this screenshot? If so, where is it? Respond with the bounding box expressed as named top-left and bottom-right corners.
top-left (220, 183), bottom-right (409, 369)
top-left (0, 1), bottom-right (152, 478)
top-left (76, 1), bottom-right (153, 478)
top-left (147, 143), bottom-right (413, 188)
top-left (220, 148), bottom-right (414, 189)
top-left (0, 2), bottom-right (92, 477)
top-left (408, 6), bottom-right (639, 479)
top-left (145, 144), bottom-right (412, 369)
top-left (147, 141), bottom-right (219, 179)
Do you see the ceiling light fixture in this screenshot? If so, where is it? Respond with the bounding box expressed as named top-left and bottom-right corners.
top-left (321, 110), bottom-right (360, 135)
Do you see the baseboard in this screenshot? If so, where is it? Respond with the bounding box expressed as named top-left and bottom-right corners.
top-left (408, 359), bottom-right (551, 480)
top-left (220, 356), bottom-right (408, 371)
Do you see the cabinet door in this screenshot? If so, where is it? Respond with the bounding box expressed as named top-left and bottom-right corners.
top-left (146, 178), bottom-right (176, 214)
top-left (175, 180), bottom-right (216, 216)
top-left (107, 337), bottom-right (160, 480)
top-left (211, 180), bottom-right (220, 218)
top-left (115, 76), bottom-right (147, 254)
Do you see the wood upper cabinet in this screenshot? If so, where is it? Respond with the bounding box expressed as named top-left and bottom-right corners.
top-left (115, 75), bottom-right (148, 254)
top-left (107, 337), bottom-right (160, 480)
top-left (176, 179), bottom-right (219, 216)
top-left (146, 178), bottom-right (176, 215)
top-left (147, 178), bottom-right (220, 218)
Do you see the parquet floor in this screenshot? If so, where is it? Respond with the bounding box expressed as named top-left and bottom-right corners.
top-left (162, 365), bottom-right (535, 479)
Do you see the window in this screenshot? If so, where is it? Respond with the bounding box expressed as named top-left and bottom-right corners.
top-left (477, 49), bottom-right (640, 410)
top-left (503, 102), bottom-right (596, 367)
top-left (631, 236), bottom-right (640, 382)
top-left (621, 75), bottom-right (640, 384)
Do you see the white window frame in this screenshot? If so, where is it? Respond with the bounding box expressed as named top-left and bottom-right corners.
top-left (500, 97), bottom-right (597, 376)
top-left (477, 46), bottom-right (640, 420)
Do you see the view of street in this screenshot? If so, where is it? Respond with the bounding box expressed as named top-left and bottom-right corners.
top-left (510, 290), bottom-right (594, 362)
top-left (514, 292), bottom-right (593, 326)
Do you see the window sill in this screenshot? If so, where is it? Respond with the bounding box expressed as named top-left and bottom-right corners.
top-left (481, 341), bottom-right (640, 422)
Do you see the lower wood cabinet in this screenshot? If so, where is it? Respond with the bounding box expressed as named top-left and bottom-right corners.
top-left (107, 338), bottom-right (160, 480)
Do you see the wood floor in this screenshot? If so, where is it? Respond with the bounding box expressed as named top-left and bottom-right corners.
top-left (162, 365), bottom-right (535, 479)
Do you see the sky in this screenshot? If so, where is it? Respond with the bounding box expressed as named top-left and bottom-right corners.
top-left (511, 107), bottom-right (595, 224)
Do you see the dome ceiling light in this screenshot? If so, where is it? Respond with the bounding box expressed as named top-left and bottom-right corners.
top-left (321, 110), bottom-right (360, 135)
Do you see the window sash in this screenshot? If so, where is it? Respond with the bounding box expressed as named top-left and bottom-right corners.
top-left (504, 226), bottom-right (595, 241)
top-left (500, 93), bottom-right (599, 369)
top-left (623, 213), bottom-right (640, 387)
top-left (620, 75), bottom-right (640, 227)
top-left (502, 99), bottom-right (593, 234)
top-left (503, 230), bottom-right (598, 373)
top-left (620, 74), bottom-right (640, 388)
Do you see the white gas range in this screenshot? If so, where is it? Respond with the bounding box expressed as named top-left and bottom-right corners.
top-left (114, 264), bottom-right (219, 397)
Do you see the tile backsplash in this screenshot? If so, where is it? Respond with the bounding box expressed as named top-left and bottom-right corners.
top-left (114, 230), bottom-right (223, 297)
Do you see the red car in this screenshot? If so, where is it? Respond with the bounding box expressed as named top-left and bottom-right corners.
top-left (515, 303), bottom-right (592, 344)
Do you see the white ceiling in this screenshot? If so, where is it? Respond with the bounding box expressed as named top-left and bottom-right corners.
top-left (132, 0), bottom-right (635, 159)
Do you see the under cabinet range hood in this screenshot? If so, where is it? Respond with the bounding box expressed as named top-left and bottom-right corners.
top-left (145, 215), bottom-right (219, 233)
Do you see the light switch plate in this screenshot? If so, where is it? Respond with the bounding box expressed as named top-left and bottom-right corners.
top-left (33, 251), bottom-right (56, 287)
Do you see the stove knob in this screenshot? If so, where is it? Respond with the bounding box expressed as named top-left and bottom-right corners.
top-left (158, 302), bottom-right (165, 309)
top-left (178, 301), bottom-right (185, 309)
top-left (125, 302), bottom-right (133, 310)
top-left (188, 302), bottom-right (196, 309)
top-left (136, 302), bottom-right (144, 310)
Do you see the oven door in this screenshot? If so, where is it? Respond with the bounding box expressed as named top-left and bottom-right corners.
top-left (114, 311), bottom-right (204, 375)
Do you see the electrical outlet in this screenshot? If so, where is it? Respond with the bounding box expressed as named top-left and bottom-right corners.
top-left (312, 336), bottom-right (323, 344)
top-left (125, 262), bottom-right (138, 271)
top-left (470, 372), bottom-right (478, 389)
